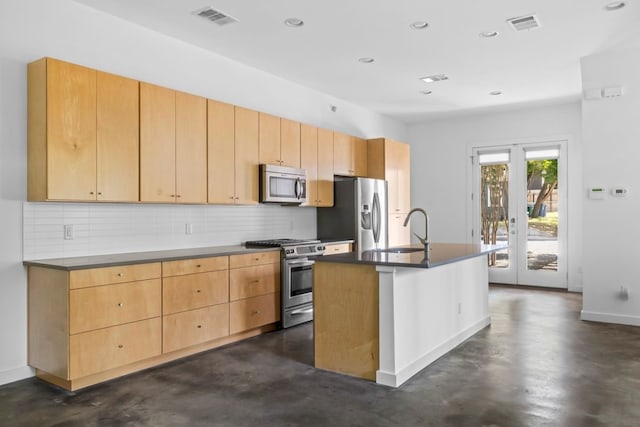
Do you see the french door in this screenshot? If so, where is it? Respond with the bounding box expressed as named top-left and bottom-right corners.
top-left (471, 141), bottom-right (567, 288)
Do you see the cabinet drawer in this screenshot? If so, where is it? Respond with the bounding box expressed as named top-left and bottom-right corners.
top-left (229, 293), bottom-right (280, 334)
top-left (324, 243), bottom-right (351, 255)
top-left (229, 251), bottom-right (280, 268)
top-left (69, 279), bottom-right (161, 334)
top-left (69, 318), bottom-right (161, 379)
top-left (163, 270), bottom-right (229, 315)
top-left (162, 256), bottom-right (228, 277)
top-left (70, 263), bottom-right (161, 289)
top-left (229, 264), bottom-right (279, 301)
top-left (163, 304), bottom-right (229, 353)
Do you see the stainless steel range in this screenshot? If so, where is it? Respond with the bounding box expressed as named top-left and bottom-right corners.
top-left (244, 239), bottom-right (325, 328)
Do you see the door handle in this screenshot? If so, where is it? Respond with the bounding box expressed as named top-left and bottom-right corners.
top-left (291, 307), bottom-right (313, 315)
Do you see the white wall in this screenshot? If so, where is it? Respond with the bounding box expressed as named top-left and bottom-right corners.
top-left (407, 102), bottom-right (583, 291)
top-left (580, 48), bottom-right (640, 326)
top-left (0, 0), bottom-right (406, 385)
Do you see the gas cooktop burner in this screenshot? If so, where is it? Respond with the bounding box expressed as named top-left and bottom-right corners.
top-left (244, 238), bottom-right (320, 248)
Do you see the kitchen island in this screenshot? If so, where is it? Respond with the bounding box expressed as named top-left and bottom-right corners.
top-left (313, 243), bottom-right (503, 387)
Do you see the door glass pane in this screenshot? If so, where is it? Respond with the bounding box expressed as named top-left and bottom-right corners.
top-left (526, 157), bottom-right (558, 271)
top-left (480, 162), bottom-right (509, 268)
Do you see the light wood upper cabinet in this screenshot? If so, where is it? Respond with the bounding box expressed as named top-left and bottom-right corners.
top-left (140, 83), bottom-right (175, 202)
top-left (28, 57), bottom-right (139, 202)
top-left (208, 99), bottom-right (235, 204)
top-left (259, 114), bottom-right (300, 168)
top-left (333, 131), bottom-right (367, 177)
top-left (96, 71), bottom-right (139, 202)
top-left (175, 91), bottom-right (207, 203)
top-left (280, 119), bottom-right (301, 168)
top-left (301, 124), bottom-right (334, 207)
top-left (234, 107), bottom-right (260, 205)
top-left (140, 83), bottom-right (207, 203)
top-left (259, 112), bottom-right (280, 166)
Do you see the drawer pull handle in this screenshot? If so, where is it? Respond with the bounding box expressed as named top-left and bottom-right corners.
top-left (251, 310), bottom-right (261, 315)
top-left (196, 264), bottom-right (201, 268)
top-left (118, 344), bottom-right (124, 349)
top-left (197, 325), bottom-right (202, 329)
top-left (117, 303), bottom-right (124, 307)
top-left (254, 258), bottom-right (260, 261)
top-left (196, 289), bottom-right (201, 293)
top-left (250, 280), bottom-right (260, 284)
top-left (117, 273), bottom-right (124, 277)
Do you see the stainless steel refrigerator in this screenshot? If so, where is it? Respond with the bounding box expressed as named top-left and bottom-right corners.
top-left (317, 177), bottom-right (388, 251)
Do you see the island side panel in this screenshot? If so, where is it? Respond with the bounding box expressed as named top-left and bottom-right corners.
top-left (314, 262), bottom-right (379, 380)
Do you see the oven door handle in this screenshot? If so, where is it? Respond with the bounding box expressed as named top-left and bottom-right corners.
top-left (286, 259), bottom-right (315, 266)
top-left (291, 307), bottom-right (314, 315)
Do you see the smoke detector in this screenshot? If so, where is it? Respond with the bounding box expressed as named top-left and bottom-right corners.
top-left (506, 14), bottom-right (541, 31)
top-left (193, 6), bottom-right (238, 26)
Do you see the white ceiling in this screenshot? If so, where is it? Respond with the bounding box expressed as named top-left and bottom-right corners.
top-left (74, 0), bottom-right (640, 123)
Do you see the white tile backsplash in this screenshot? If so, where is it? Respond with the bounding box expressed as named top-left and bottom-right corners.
top-left (23, 202), bottom-right (317, 260)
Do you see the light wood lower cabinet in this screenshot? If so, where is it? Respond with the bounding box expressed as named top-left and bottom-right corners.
top-left (230, 293), bottom-right (280, 335)
top-left (229, 251), bottom-right (281, 334)
top-left (323, 243), bottom-right (352, 255)
top-left (163, 304), bottom-right (229, 353)
top-left (28, 251), bottom-right (282, 391)
top-left (70, 318), bottom-right (161, 379)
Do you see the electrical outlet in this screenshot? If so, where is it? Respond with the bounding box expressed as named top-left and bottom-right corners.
top-left (185, 223), bottom-right (193, 235)
top-left (64, 224), bottom-right (74, 240)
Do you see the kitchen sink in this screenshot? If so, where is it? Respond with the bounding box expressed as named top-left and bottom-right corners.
top-left (375, 247), bottom-right (425, 254)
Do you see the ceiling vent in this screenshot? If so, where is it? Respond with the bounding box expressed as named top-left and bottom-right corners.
top-left (420, 74), bottom-right (449, 83)
top-left (506, 14), bottom-right (541, 31)
top-left (193, 6), bottom-right (238, 26)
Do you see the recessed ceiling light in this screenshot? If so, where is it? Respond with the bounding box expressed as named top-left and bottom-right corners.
top-left (358, 57), bottom-right (375, 63)
top-left (605, 1), bottom-right (625, 10)
top-left (420, 90), bottom-right (433, 95)
top-left (489, 90), bottom-right (502, 96)
top-left (479, 31), bottom-right (499, 38)
top-left (420, 74), bottom-right (449, 83)
top-left (410, 21), bottom-right (429, 30)
top-left (284, 18), bottom-right (304, 27)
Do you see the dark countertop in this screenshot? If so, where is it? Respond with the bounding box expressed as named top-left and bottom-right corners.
top-left (316, 243), bottom-right (506, 269)
top-left (22, 245), bottom-right (281, 271)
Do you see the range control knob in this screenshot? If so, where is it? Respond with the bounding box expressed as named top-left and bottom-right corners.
top-left (317, 245), bottom-right (325, 251)
top-left (285, 249), bottom-right (294, 254)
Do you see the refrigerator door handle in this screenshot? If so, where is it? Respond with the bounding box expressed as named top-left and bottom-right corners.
top-left (372, 192), bottom-right (380, 243)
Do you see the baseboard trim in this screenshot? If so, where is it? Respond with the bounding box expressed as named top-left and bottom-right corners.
top-left (0, 366), bottom-right (35, 386)
top-left (581, 310), bottom-right (640, 327)
top-left (376, 316), bottom-right (491, 387)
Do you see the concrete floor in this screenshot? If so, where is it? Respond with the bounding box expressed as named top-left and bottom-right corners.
top-left (2, 286), bottom-right (639, 427)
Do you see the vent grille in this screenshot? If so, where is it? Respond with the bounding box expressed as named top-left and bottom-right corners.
top-left (193, 6), bottom-right (238, 26)
top-left (420, 74), bottom-right (449, 83)
top-left (507, 14), bottom-right (541, 31)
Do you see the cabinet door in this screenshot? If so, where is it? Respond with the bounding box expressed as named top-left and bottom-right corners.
top-left (229, 293), bottom-right (280, 334)
top-left (333, 131), bottom-right (352, 176)
top-left (258, 112), bottom-right (280, 165)
top-left (353, 137), bottom-right (368, 177)
top-left (385, 140), bottom-right (411, 213)
top-left (140, 83), bottom-right (176, 202)
top-left (175, 91), bottom-right (207, 203)
top-left (388, 213), bottom-right (411, 246)
top-left (163, 304), bottom-right (229, 353)
top-left (69, 318), bottom-right (161, 379)
top-left (280, 118), bottom-right (301, 168)
top-left (163, 270), bottom-right (229, 315)
top-left (69, 279), bottom-right (161, 334)
top-left (208, 99), bottom-right (235, 204)
top-left (300, 124), bottom-right (318, 206)
top-left (47, 59), bottom-right (97, 200)
top-left (229, 264), bottom-right (280, 301)
top-left (234, 107), bottom-right (259, 205)
top-left (317, 128), bottom-right (335, 206)
top-left (96, 71), bottom-right (139, 202)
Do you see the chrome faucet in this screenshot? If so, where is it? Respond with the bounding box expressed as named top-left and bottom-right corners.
top-left (403, 208), bottom-right (430, 252)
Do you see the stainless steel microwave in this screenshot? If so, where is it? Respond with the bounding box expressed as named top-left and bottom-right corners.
top-left (260, 164), bottom-right (307, 205)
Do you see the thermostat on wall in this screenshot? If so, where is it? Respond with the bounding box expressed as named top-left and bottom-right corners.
top-left (611, 187), bottom-right (629, 197)
top-left (588, 187), bottom-right (606, 200)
